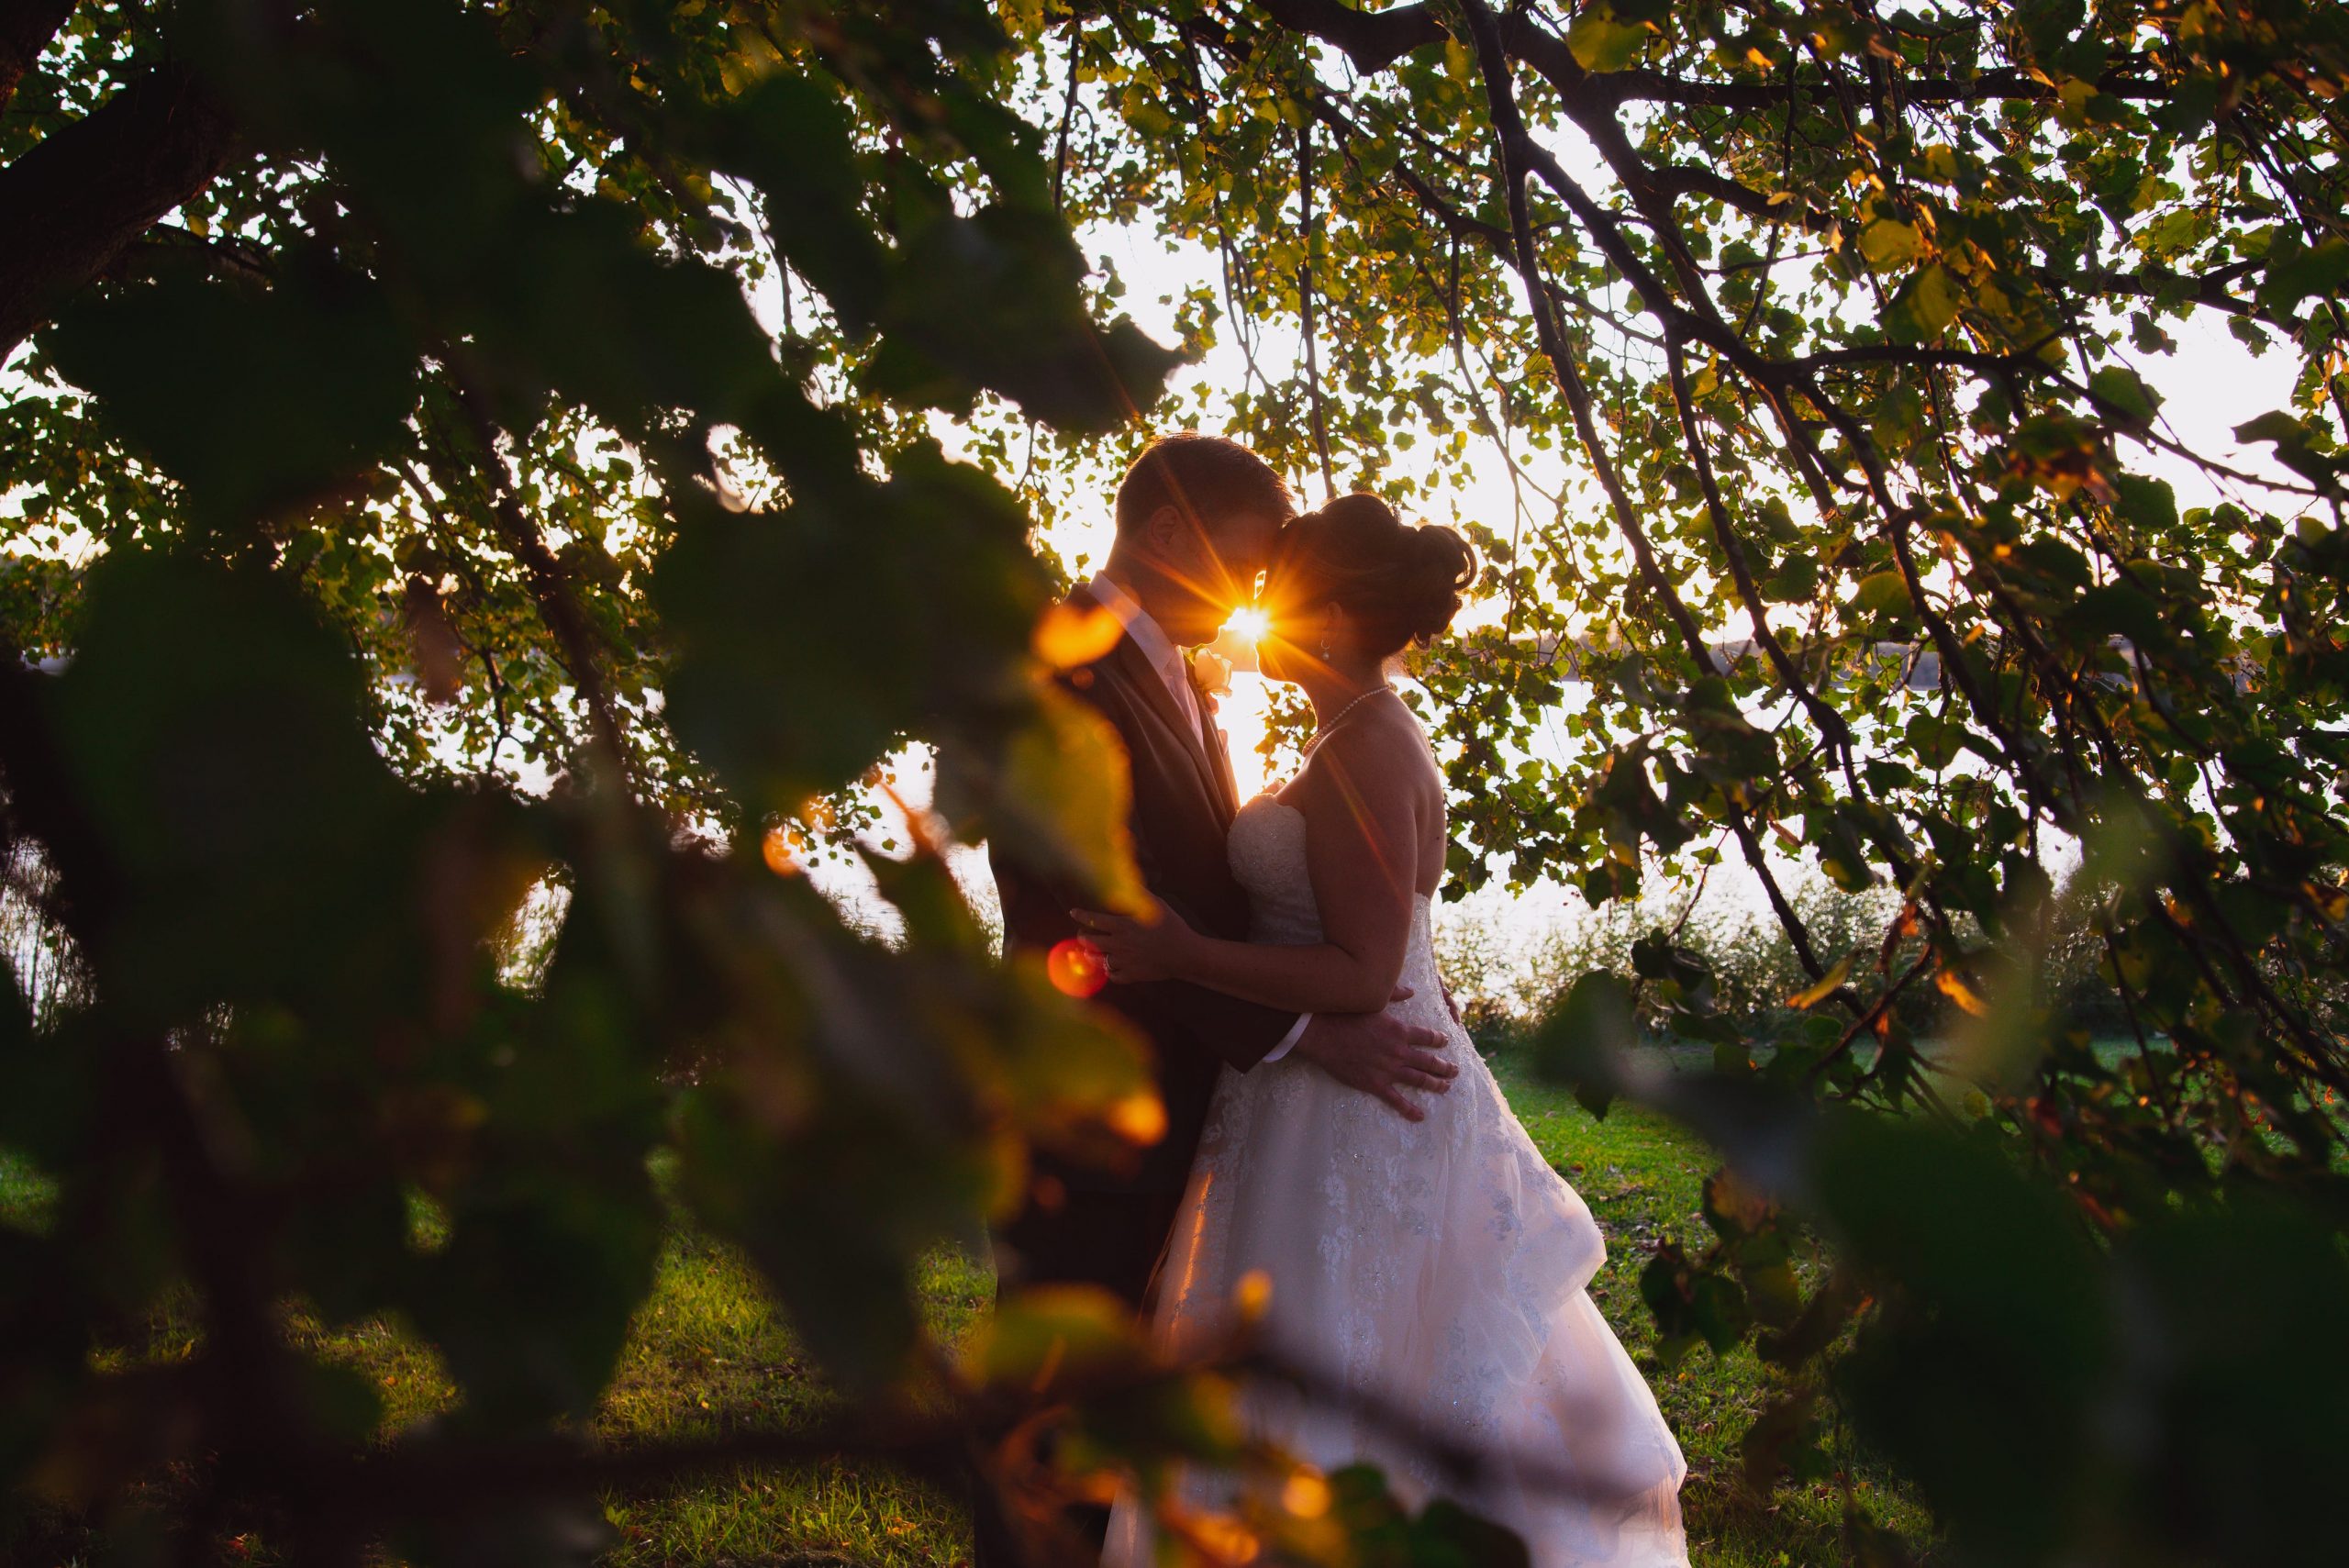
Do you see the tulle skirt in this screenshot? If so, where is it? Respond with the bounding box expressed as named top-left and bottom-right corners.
top-left (1105, 985), bottom-right (1688, 1568)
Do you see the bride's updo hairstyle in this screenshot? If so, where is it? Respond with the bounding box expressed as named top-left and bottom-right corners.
top-left (1271, 494), bottom-right (1477, 659)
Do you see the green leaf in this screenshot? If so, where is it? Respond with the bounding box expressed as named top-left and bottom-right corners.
top-left (1858, 219), bottom-right (1927, 272)
top-left (1408, 1499), bottom-right (1532, 1568)
top-left (2065, 582), bottom-right (2165, 648)
top-left (2010, 538), bottom-right (2092, 589)
top-left (699, 72), bottom-right (889, 332)
top-left (1905, 712), bottom-right (1965, 771)
top-left (958, 684), bottom-right (1149, 915)
top-left (657, 442), bottom-right (1047, 810)
top-left (44, 265), bottom-right (419, 527)
top-left (878, 206), bottom-right (1186, 432)
top-left (1531, 970), bottom-right (1637, 1115)
top-left (2087, 365), bottom-right (2162, 430)
top-left (1741, 1391), bottom-right (1827, 1491)
top-left (2113, 473), bottom-right (2178, 531)
top-left (2232, 410), bottom-right (2343, 489)
top-left (965, 1284), bottom-right (1150, 1396)
top-left (1851, 570), bottom-right (1912, 620)
top-left (1566, 7), bottom-right (1652, 72)
top-left (51, 551), bottom-right (417, 1009)
top-left (2255, 237), bottom-right (2349, 311)
top-left (1899, 261), bottom-right (1963, 339)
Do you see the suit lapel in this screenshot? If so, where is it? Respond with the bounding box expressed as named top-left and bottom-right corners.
top-left (1066, 585), bottom-right (1240, 821)
top-left (1091, 618), bottom-right (1230, 817)
top-left (1188, 666), bottom-right (1241, 820)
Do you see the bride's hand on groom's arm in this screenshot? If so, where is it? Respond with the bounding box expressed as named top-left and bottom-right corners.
top-left (1069, 899), bottom-right (1199, 984)
top-left (1291, 997), bottom-right (1458, 1122)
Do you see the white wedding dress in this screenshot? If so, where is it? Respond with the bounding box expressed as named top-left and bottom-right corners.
top-left (1105, 787), bottom-right (1689, 1568)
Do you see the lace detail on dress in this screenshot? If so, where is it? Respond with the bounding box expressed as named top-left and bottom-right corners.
top-left (1108, 785), bottom-right (1690, 1568)
top-left (1228, 795), bottom-right (1319, 943)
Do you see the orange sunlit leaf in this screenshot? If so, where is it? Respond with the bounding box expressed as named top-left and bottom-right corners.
top-left (1281, 1470), bottom-right (1331, 1518)
top-left (1034, 601), bottom-right (1124, 669)
top-left (762, 822), bottom-right (807, 875)
top-left (1786, 955), bottom-right (1851, 1010)
top-left (1104, 1091), bottom-right (1167, 1146)
top-left (1047, 937), bottom-right (1108, 997)
top-left (1184, 1512), bottom-right (1261, 1566)
top-left (1934, 965), bottom-right (1990, 1016)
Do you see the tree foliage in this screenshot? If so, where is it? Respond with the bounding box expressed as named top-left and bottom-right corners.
top-left (0, 2), bottom-right (1212, 1562)
top-left (1019, 3), bottom-right (2349, 1563)
top-left (6, 1), bottom-right (2349, 1565)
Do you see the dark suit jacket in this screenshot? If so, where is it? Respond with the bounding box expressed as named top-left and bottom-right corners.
top-left (990, 587), bottom-right (1300, 1198)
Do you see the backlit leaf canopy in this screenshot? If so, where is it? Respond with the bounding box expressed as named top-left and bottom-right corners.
top-left (4, 1), bottom-right (2349, 1564)
top-left (2, 0), bottom-right (1181, 1559)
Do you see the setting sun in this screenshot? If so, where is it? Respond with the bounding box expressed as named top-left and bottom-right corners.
top-left (1224, 606), bottom-right (1272, 644)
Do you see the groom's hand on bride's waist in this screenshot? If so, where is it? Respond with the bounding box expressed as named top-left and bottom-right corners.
top-left (1290, 988), bottom-right (1458, 1121)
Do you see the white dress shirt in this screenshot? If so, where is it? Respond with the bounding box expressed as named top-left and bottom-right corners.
top-left (1086, 573), bottom-right (1202, 738)
top-left (1085, 573), bottom-right (1309, 1062)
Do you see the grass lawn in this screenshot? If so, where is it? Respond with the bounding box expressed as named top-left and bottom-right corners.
top-left (0, 1049), bottom-right (1930, 1566)
top-left (1486, 1050), bottom-right (1933, 1567)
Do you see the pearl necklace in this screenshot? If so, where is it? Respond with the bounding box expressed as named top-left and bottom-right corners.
top-left (1301, 684), bottom-right (1396, 757)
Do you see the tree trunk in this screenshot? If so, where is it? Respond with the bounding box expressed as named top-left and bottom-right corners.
top-left (0, 0), bottom-right (78, 115)
top-left (0, 60), bottom-right (239, 361)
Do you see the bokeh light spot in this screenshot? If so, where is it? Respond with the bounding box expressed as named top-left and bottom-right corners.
top-left (1105, 1091), bottom-right (1167, 1147)
top-left (1188, 1513), bottom-right (1261, 1563)
top-left (1034, 601), bottom-right (1125, 669)
top-left (1281, 1470), bottom-right (1331, 1518)
top-left (762, 822), bottom-right (807, 875)
top-left (1047, 936), bottom-right (1108, 997)
top-left (1233, 1268), bottom-right (1273, 1321)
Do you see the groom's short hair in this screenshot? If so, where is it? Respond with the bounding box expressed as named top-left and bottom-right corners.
top-left (1114, 432), bottom-right (1295, 539)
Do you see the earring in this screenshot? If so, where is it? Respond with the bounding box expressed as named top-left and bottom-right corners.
top-left (1319, 628), bottom-right (1333, 661)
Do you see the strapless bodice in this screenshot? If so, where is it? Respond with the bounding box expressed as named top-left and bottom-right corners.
top-left (1228, 793), bottom-right (1437, 990)
top-left (1229, 794), bottom-right (1323, 943)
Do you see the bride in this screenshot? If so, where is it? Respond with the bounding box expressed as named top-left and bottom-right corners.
top-left (1074, 495), bottom-right (1689, 1567)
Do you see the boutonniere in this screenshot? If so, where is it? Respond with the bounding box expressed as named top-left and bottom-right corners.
top-left (1192, 648), bottom-right (1232, 704)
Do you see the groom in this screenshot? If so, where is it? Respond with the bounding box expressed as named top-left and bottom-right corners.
top-left (989, 433), bottom-right (1459, 1316)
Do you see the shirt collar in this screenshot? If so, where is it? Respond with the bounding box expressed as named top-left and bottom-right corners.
top-left (1087, 572), bottom-right (1185, 678)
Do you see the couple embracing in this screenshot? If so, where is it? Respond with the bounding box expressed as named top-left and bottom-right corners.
top-left (987, 434), bottom-right (1689, 1567)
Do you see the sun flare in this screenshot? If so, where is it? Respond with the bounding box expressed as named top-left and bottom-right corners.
top-left (1224, 606), bottom-right (1273, 644)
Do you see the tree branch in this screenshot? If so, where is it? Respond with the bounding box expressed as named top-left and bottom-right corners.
top-left (1458, 0), bottom-right (1832, 984)
top-left (0, 0), bottom-right (75, 115)
top-left (1297, 117), bottom-right (1337, 499)
top-left (1648, 161), bottom-right (1832, 232)
top-left (0, 61), bottom-right (240, 359)
top-left (2052, 261), bottom-right (2298, 332)
top-left (1251, 0), bottom-right (1443, 75)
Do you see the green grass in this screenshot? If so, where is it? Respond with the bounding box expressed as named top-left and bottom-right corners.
top-left (1486, 1050), bottom-right (1933, 1567)
top-left (1, 1058), bottom-right (1931, 1566)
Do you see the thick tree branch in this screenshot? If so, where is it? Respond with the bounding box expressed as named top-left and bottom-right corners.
top-left (0, 0), bottom-right (75, 115)
top-left (1251, 0), bottom-right (1443, 75)
top-left (1580, 65), bottom-right (2175, 111)
top-left (0, 61), bottom-right (239, 359)
top-left (2053, 261), bottom-right (2299, 333)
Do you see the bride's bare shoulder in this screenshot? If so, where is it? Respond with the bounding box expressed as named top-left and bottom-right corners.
top-left (1295, 701), bottom-right (1441, 804)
